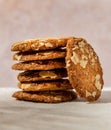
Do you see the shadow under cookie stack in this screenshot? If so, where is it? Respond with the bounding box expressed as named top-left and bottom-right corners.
top-left (11, 38), bottom-right (77, 103)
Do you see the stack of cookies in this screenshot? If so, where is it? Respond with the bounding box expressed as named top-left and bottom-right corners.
top-left (11, 38), bottom-right (77, 103)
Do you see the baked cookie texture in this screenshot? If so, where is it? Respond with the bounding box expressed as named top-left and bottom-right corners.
top-left (12, 59), bottom-right (65, 70)
top-left (11, 38), bottom-right (68, 52)
top-left (18, 79), bottom-right (72, 91)
top-left (13, 49), bottom-right (66, 61)
top-left (66, 37), bottom-right (104, 102)
top-left (12, 36), bottom-right (104, 103)
top-left (18, 69), bottom-right (67, 82)
top-left (12, 90), bottom-right (77, 103)
top-left (11, 37), bottom-right (76, 103)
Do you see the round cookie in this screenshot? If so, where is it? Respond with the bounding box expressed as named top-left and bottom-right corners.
top-left (18, 79), bottom-right (72, 91)
top-left (13, 49), bottom-right (66, 61)
top-left (12, 90), bottom-right (77, 103)
top-left (66, 37), bottom-right (104, 102)
top-left (18, 69), bottom-right (67, 82)
top-left (11, 37), bottom-right (69, 52)
top-left (12, 59), bottom-right (65, 71)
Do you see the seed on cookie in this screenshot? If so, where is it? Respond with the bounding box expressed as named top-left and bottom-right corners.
top-left (66, 37), bottom-right (104, 102)
top-left (18, 69), bottom-right (67, 82)
top-left (12, 59), bottom-right (66, 71)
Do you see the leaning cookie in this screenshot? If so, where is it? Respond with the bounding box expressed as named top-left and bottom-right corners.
top-left (12, 59), bottom-right (65, 71)
top-left (66, 37), bottom-right (104, 102)
top-left (18, 69), bottom-right (67, 82)
top-left (18, 79), bottom-right (72, 91)
top-left (12, 90), bottom-right (77, 103)
top-left (13, 49), bottom-right (66, 61)
top-left (11, 37), bottom-right (68, 52)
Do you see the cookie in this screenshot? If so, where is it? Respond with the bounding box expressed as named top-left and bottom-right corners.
top-left (12, 90), bottom-right (77, 103)
top-left (18, 69), bottom-right (67, 82)
top-left (66, 37), bottom-right (104, 102)
top-left (18, 79), bottom-right (72, 91)
top-left (11, 37), bottom-right (69, 52)
top-left (13, 49), bottom-right (66, 61)
top-left (12, 59), bottom-right (65, 71)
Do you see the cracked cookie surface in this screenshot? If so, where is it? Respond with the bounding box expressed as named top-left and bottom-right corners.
top-left (18, 69), bottom-right (67, 82)
top-left (11, 38), bottom-right (68, 52)
top-left (12, 59), bottom-right (65, 71)
top-left (13, 49), bottom-right (66, 61)
top-left (12, 90), bottom-right (77, 103)
top-left (18, 79), bottom-right (72, 91)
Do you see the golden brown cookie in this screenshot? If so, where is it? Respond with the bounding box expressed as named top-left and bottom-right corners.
top-left (12, 90), bottom-right (77, 103)
top-left (13, 49), bottom-right (66, 61)
top-left (18, 79), bottom-right (72, 91)
top-left (11, 38), bottom-right (68, 52)
top-left (12, 59), bottom-right (65, 71)
top-left (66, 37), bottom-right (104, 102)
top-left (18, 69), bottom-right (67, 82)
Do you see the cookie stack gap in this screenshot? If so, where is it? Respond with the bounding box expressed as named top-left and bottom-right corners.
top-left (11, 38), bottom-right (77, 103)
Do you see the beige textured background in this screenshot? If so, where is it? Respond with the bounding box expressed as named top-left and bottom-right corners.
top-left (0, 0), bottom-right (110, 87)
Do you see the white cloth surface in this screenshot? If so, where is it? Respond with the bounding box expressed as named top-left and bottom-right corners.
top-left (0, 87), bottom-right (111, 130)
